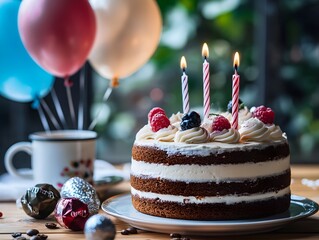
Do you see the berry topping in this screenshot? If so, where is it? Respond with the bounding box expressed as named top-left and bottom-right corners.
top-left (227, 99), bottom-right (244, 113)
top-left (180, 111), bottom-right (201, 131)
top-left (150, 113), bottom-right (170, 132)
top-left (148, 107), bottom-right (165, 123)
top-left (253, 105), bottom-right (275, 124)
top-left (212, 115), bottom-right (231, 132)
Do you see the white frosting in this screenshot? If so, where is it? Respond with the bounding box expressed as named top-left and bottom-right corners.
top-left (131, 186), bottom-right (290, 205)
top-left (210, 128), bottom-right (240, 143)
top-left (154, 125), bottom-right (178, 142)
top-left (169, 112), bottom-right (183, 129)
top-left (239, 118), bottom-right (270, 142)
top-left (220, 107), bottom-right (253, 128)
top-left (174, 127), bottom-right (209, 144)
top-left (131, 156), bottom-right (290, 182)
top-left (135, 125), bottom-right (154, 140)
top-left (267, 124), bottom-right (285, 141)
top-left (134, 139), bottom-right (288, 157)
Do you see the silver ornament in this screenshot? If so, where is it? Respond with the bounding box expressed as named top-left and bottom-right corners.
top-left (84, 214), bottom-right (116, 240)
top-left (61, 177), bottom-right (100, 215)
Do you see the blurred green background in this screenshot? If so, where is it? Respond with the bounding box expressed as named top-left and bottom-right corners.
top-left (93, 0), bottom-right (319, 163)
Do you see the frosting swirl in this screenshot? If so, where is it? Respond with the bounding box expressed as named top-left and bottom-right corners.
top-left (220, 107), bottom-right (253, 128)
top-left (267, 124), bottom-right (285, 141)
top-left (135, 125), bottom-right (154, 140)
top-left (174, 127), bottom-right (209, 144)
top-left (210, 128), bottom-right (240, 143)
top-left (238, 107), bottom-right (253, 125)
top-left (169, 112), bottom-right (183, 128)
top-left (154, 125), bottom-right (178, 142)
top-left (239, 118), bottom-right (270, 142)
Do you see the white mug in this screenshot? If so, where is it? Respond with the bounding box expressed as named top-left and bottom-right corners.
top-left (5, 130), bottom-right (97, 188)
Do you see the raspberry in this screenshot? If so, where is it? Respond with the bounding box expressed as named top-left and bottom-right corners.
top-left (212, 115), bottom-right (231, 132)
top-left (148, 107), bottom-right (165, 123)
top-left (150, 113), bottom-right (170, 132)
top-left (180, 111), bottom-right (201, 131)
top-left (253, 105), bottom-right (275, 124)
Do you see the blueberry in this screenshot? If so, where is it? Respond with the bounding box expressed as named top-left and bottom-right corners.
top-left (180, 111), bottom-right (201, 130)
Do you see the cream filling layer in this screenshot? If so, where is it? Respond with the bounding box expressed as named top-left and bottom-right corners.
top-left (131, 186), bottom-right (290, 205)
top-left (131, 157), bottom-right (290, 182)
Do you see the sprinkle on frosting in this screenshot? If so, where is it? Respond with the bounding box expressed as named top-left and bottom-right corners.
top-left (174, 127), bottom-right (209, 144)
top-left (239, 118), bottom-right (270, 142)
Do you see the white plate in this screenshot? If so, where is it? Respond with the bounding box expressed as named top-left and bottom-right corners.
top-left (102, 194), bottom-right (318, 236)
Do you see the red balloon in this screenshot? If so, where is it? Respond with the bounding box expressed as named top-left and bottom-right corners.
top-left (18, 0), bottom-right (96, 78)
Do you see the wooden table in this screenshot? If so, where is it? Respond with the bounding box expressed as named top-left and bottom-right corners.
top-left (1, 164), bottom-right (319, 240)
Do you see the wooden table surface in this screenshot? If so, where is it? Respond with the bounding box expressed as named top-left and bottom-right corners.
top-left (1, 164), bottom-right (319, 240)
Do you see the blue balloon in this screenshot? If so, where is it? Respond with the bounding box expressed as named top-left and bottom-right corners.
top-left (0, 0), bottom-right (54, 103)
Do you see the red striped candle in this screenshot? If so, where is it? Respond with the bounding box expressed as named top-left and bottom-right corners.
top-left (232, 52), bottom-right (240, 129)
top-left (202, 43), bottom-right (210, 119)
top-left (180, 56), bottom-right (189, 113)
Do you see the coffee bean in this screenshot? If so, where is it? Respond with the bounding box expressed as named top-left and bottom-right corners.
top-left (30, 236), bottom-right (41, 240)
top-left (170, 233), bottom-right (182, 238)
top-left (127, 227), bottom-right (138, 234)
top-left (15, 237), bottom-right (27, 240)
top-left (26, 229), bottom-right (39, 236)
top-left (37, 234), bottom-right (48, 240)
top-left (45, 222), bottom-right (58, 229)
top-left (11, 232), bottom-right (22, 237)
top-left (120, 229), bottom-right (129, 235)
top-left (0, 211), bottom-right (3, 217)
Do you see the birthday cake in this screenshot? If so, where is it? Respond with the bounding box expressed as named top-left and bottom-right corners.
top-left (131, 106), bottom-right (290, 220)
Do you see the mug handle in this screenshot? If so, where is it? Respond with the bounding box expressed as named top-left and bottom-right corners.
top-left (4, 142), bottom-right (33, 179)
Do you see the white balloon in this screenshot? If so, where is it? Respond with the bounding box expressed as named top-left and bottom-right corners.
top-left (89, 0), bottom-right (162, 80)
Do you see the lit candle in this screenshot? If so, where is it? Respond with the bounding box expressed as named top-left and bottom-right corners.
top-left (180, 56), bottom-right (190, 113)
top-left (202, 43), bottom-right (210, 119)
top-left (232, 52), bottom-right (240, 129)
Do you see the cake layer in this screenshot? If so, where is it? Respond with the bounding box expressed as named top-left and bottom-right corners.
top-left (131, 157), bottom-right (290, 182)
top-left (131, 193), bottom-right (291, 220)
top-left (132, 140), bottom-right (290, 165)
top-left (131, 169), bottom-right (290, 196)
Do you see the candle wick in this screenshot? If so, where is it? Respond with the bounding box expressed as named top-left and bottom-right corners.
top-left (182, 68), bottom-right (186, 73)
top-left (234, 64), bottom-right (238, 74)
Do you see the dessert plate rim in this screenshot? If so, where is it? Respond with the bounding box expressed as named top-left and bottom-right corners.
top-left (101, 193), bottom-right (318, 236)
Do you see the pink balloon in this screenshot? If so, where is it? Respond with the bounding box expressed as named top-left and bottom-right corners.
top-left (18, 0), bottom-right (96, 78)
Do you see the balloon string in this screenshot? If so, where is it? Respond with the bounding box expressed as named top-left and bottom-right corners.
top-left (37, 104), bottom-right (50, 132)
top-left (40, 99), bottom-right (61, 130)
top-left (88, 87), bottom-right (113, 130)
top-left (64, 77), bottom-right (76, 128)
top-left (51, 88), bottom-right (67, 129)
top-left (78, 66), bottom-right (86, 130)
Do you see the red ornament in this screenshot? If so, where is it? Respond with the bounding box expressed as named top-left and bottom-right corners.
top-left (55, 198), bottom-right (89, 231)
top-left (0, 211), bottom-right (3, 218)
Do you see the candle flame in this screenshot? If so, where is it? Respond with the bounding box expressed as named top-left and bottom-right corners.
top-left (180, 56), bottom-right (187, 70)
top-left (202, 43), bottom-right (209, 59)
top-left (233, 52), bottom-right (240, 70)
